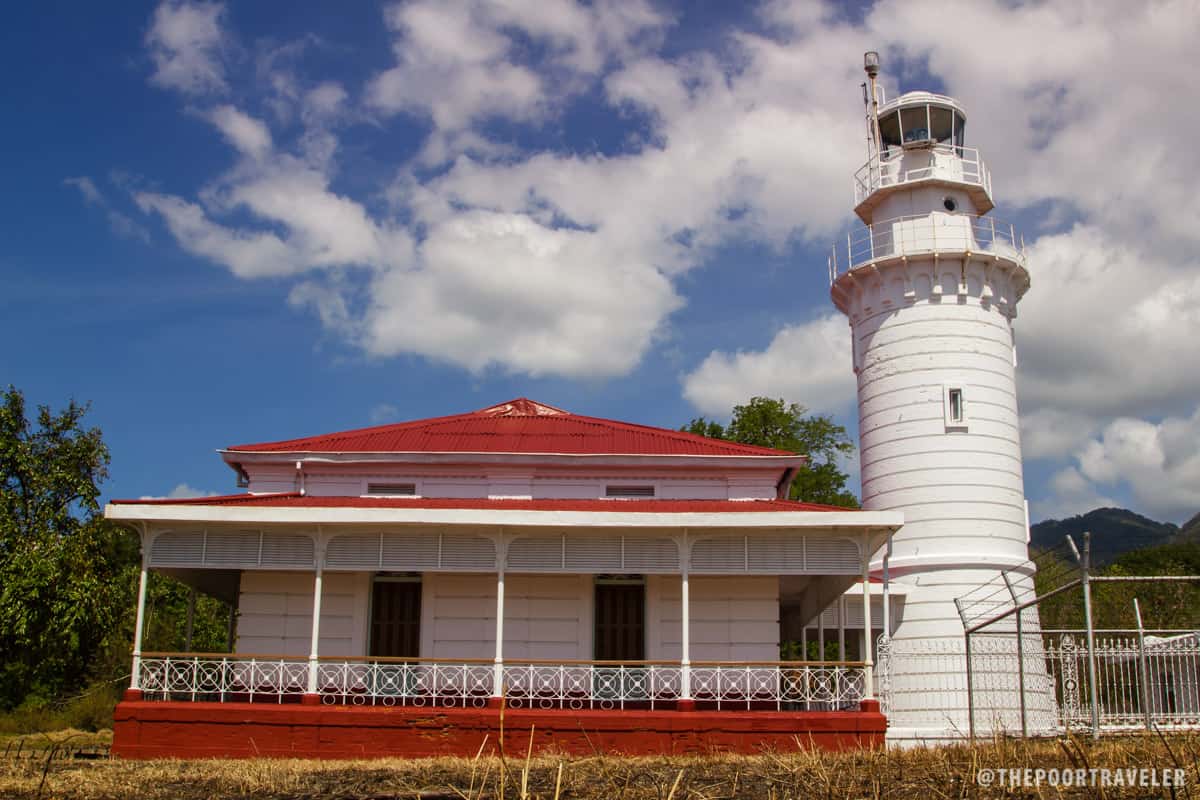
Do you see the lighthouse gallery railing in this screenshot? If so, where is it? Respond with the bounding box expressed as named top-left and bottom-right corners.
top-left (828, 212), bottom-right (1026, 283)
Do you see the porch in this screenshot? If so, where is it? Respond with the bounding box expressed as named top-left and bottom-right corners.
top-left (108, 496), bottom-right (899, 756)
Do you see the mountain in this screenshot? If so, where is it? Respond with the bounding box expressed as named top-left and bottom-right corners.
top-left (1182, 511), bottom-right (1200, 541)
top-left (1031, 507), bottom-right (1182, 566)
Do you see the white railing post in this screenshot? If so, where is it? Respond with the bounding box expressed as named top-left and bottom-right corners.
top-left (861, 531), bottom-right (874, 700)
top-left (680, 535), bottom-right (692, 705)
top-left (129, 546), bottom-right (150, 694)
top-left (493, 567), bottom-right (505, 700)
top-left (306, 558), bottom-right (323, 696)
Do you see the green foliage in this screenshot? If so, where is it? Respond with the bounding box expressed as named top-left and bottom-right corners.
top-left (1033, 538), bottom-right (1200, 631)
top-left (0, 387), bottom-right (136, 709)
top-left (0, 386), bottom-right (231, 715)
top-left (683, 397), bottom-right (859, 507)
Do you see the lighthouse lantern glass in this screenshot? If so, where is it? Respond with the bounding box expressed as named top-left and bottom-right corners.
top-left (930, 106), bottom-right (954, 144)
top-left (901, 106), bottom-right (929, 145)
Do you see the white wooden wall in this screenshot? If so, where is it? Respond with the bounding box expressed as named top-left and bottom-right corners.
top-left (236, 572), bottom-right (779, 662)
top-left (651, 576), bottom-right (779, 662)
top-left (244, 465), bottom-right (780, 501)
top-left (235, 571), bottom-right (368, 657)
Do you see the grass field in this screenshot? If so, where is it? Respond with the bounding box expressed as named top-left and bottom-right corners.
top-left (1, 732), bottom-right (1197, 799)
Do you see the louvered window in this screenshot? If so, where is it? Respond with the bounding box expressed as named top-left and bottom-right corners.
top-left (805, 538), bottom-right (861, 573)
top-left (605, 485), bottom-right (655, 498)
top-left (324, 532), bottom-right (497, 572)
top-left (150, 530), bottom-right (206, 566)
top-left (622, 537), bottom-right (680, 572)
top-left (365, 482), bottom-right (417, 496)
top-left (381, 532), bottom-right (439, 570)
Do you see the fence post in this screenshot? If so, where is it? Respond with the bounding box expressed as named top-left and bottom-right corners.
top-left (1068, 532), bottom-right (1101, 739)
top-left (955, 597), bottom-right (975, 742)
top-left (1134, 597), bottom-right (1152, 731)
top-left (1002, 571), bottom-right (1028, 737)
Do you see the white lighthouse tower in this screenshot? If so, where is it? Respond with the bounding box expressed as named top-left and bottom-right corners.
top-left (830, 53), bottom-right (1046, 740)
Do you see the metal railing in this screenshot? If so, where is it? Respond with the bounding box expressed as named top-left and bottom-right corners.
top-left (136, 654), bottom-right (871, 711)
top-left (853, 145), bottom-right (991, 208)
top-left (828, 213), bottom-right (1026, 283)
top-left (1045, 632), bottom-right (1200, 731)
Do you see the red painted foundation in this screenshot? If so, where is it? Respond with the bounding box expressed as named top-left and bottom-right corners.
top-left (112, 701), bottom-right (885, 759)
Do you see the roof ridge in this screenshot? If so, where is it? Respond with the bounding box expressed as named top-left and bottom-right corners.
top-left (223, 399), bottom-right (797, 457)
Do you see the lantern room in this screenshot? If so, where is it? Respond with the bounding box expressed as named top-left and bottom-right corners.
top-left (877, 91), bottom-right (967, 153)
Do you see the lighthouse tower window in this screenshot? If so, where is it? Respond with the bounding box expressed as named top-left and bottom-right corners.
top-left (943, 385), bottom-right (968, 431)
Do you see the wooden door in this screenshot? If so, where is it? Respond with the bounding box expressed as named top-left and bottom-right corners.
top-left (594, 580), bottom-right (645, 661)
top-left (370, 578), bottom-right (421, 658)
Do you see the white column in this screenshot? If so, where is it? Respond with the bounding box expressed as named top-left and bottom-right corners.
top-left (862, 532), bottom-right (874, 699)
top-left (493, 567), bottom-right (506, 698)
top-left (130, 550), bottom-right (150, 691)
top-left (881, 538), bottom-right (891, 638)
top-left (306, 558), bottom-right (324, 694)
top-left (184, 588), bottom-right (196, 651)
top-left (838, 596), bottom-right (846, 660)
top-left (817, 589), bottom-right (826, 663)
top-left (680, 565), bottom-right (691, 701)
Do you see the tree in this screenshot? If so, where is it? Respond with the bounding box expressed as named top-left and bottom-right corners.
top-left (0, 387), bottom-right (141, 708)
top-left (683, 397), bottom-right (859, 508)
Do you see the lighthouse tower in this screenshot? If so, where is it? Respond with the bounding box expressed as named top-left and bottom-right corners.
top-left (830, 53), bottom-right (1045, 740)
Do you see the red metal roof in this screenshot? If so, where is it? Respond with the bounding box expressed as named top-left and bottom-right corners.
top-left (112, 492), bottom-right (852, 513)
top-left (225, 398), bottom-right (795, 458)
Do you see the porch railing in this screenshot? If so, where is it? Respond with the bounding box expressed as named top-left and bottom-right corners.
top-left (137, 653), bottom-right (871, 711)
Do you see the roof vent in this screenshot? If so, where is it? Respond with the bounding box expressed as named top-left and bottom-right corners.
top-left (365, 482), bottom-right (417, 496)
top-left (605, 485), bottom-right (655, 498)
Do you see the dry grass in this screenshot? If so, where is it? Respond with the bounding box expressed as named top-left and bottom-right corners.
top-left (1, 733), bottom-right (1197, 799)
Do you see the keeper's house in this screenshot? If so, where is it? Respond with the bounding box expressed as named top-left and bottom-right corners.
top-left (106, 398), bottom-right (900, 758)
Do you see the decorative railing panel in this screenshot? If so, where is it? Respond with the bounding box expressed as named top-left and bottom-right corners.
top-left (136, 654), bottom-right (872, 712)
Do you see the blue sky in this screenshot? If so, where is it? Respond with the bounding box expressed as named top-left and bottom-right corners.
top-left (3, 1), bottom-right (1198, 524)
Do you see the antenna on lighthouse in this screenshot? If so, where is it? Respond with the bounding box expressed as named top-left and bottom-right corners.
top-left (863, 51), bottom-right (883, 175)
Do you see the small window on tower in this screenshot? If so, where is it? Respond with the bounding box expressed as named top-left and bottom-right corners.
top-left (949, 389), bottom-right (964, 422)
top-left (944, 385), bottom-right (968, 431)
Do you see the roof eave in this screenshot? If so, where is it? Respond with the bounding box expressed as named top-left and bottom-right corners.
top-left (104, 501), bottom-right (903, 531)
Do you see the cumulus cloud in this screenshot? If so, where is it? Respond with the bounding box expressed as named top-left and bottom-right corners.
top-left (140, 483), bottom-right (218, 500)
top-left (367, 0), bottom-right (667, 139)
top-left (1039, 407), bottom-right (1200, 523)
top-left (146, 0), bottom-right (228, 95)
top-left (206, 105), bottom-right (272, 159)
top-left (682, 314), bottom-right (855, 417)
top-left (1017, 226), bottom-right (1200, 422)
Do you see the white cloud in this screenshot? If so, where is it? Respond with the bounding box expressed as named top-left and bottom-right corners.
top-left (366, 0), bottom-right (667, 148)
top-left (206, 105), bottom-right (272, 159)
top-left (65, 176), bottom-right (152, 243)
top-left (356, 210), bottom-right (682, 377)
top-left (682, 314), bottom-right (855, 417)
top-left (64, 176), bottom-right (103, 206)
top-left (1039, 407), bottom-right (1200, 523)
top-left (140, 483), bottom-right (218, 500)
top-left (146, 0), bottom-right (228, 95)
top-left (1016, 225), bottom-right (1200, 423)
top-left (1032, 466), bottom-right (1118, 522)
top-left (368, 403), bottom-right (400, 424)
